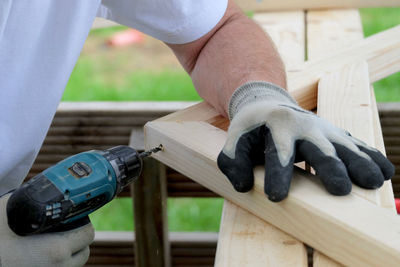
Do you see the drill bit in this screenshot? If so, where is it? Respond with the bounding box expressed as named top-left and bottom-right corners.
top-left (139, 144), bottom-right (163, 158)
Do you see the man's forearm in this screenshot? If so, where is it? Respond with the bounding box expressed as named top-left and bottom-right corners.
top-left (167, 0), bottom-right (286, 117)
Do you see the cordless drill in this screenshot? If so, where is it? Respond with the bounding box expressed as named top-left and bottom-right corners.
top-left (6, 145), bottom-right (162, 236)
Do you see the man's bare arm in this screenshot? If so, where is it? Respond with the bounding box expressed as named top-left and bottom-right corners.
top-left (166, 0), bottom-right (285, 117)
top-left (166, 0), bottom-right (394, 202)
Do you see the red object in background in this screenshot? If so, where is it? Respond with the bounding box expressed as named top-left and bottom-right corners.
top-left (395, 199), bottom-right (400, 214)
top-left (107, 29), bottom-right (144, 47)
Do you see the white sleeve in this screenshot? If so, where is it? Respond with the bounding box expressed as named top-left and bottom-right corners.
top-left (97, 0), bottom-right (228, 44)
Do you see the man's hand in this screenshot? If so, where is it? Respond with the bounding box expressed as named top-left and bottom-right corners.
top-left (217, 81), bottom-right (395, 202)
top-left (166, 0), bottom-right (394, 201)
top-left (0, 194), bottom-right (94, 267)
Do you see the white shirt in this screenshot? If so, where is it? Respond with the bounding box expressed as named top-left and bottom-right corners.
top-left (0, 0), bottom-right (228, 195)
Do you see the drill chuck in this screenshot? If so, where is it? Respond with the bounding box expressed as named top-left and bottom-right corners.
top-left (100, 146), bottom-right (143, 194)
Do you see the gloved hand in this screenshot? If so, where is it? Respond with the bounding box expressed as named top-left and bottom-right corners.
top-left (0, 193), bottom-right (94, 267)
top-left (217, 81), bottom-right (395, 202)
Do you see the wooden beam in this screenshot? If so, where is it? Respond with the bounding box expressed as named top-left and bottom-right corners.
top-left (57, 101), bottom-right (197, 113)
top-left (215, 201), bottom-right (307, 267)
top-left (306, 9), bottom-right (363, 60)
top-left (235, 0), bottom-right (400, 12)
top-left (215, 11), bottom-right (308, 267)
top-left (305, 9), bottom-right (395, 266)
top-left (288, 25), bottom-right (400, 110)
top-left (318, 68), bottom-right (380, 203)
top-left (132, 157), bottom-right (170, 267)
top-left (316, 61), bottom-right (377, 266)
top-left (307, 8), bottom-right (395, 210)
top-left (378, 103), bottom-right (400, 199)
top-left (310, 11), bottom-right (380, 204)
top-left (372, 89), bottom-right (396, 211)
top-left (309, 10), bottom-right (365, 266)
top-left (145, 104), bottom-right (400, 266)
top-left (315, 62), bottom-right (397, 267)
top-left (253, 11), bottom-right (305, 67)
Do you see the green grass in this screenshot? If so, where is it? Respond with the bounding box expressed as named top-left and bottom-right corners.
top-left (90, 26), bottom-right (128, 38)
top-left (360, 8), bottom-right (400, 102)
top-left (68, 8), bottom-right (400, 232)
top-left (89, 198), bottom-right (134, 230)
top-left (360, 8), bottom-right (400, 36)
top-left (64, 67), bottom-right (200, 102)
top-left (89, 198), bottom-right (223, 231)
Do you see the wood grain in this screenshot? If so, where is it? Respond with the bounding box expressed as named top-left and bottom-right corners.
top-left (132, 157), bottom-right (170, 267)
top-left (289, 25), bottom-right (400, 110)
top-left (308, 9), bottom-right (365, 267)
top-left (145, 112), bottom-right (400, 266)
top-left (215, 201), bottom-right (307, 267)
top-left (309, 9), bottom-right (396, 266)
top-left (215, 11), bottom-right (308, 267)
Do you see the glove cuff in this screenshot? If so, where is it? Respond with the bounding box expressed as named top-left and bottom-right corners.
top-left (228, 81), bottom-right (297, 120)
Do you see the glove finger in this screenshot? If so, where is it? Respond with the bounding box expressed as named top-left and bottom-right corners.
top-left (345, 134), bottom-right (395, 180)
top-left (333, 142), bottom-right (385, 189)
top-left (356, 145), bottom-right (395, 180)
top-left (264, 127), bottom-right (295, 202)
top-left (70, 246), bottom-right (90, 267)
top-left (65, 222), bottom-right (95, 254)
top-left (297, 140), bottom-right (352, 195)
top-left (218, 126), bottom-right (265, 192)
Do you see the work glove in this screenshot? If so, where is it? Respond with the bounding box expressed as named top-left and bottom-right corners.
top-left (0, 193), bottom-right (94, 267)
top-left (217, 81), bottom-right (395, 202)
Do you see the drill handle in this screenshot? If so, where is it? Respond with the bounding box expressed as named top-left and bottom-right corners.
top-left (43, 216), bottom-right (91, 233)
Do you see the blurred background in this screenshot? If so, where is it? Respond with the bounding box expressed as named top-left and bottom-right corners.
top-left (63, 8), bottom-right (400, 232)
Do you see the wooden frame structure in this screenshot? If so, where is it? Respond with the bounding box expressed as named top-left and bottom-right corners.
top-left (22, 3), bottom-right (399, 266)
top-left (145, 6), bottom-right (400, 267)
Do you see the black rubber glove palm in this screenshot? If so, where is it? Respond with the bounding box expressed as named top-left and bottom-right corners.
top-left (217, 82), bottom-right (395, 202)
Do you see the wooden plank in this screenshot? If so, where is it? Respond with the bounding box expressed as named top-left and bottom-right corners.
top-left (307, 9), bottom-right (395, 209)
top-left (57, 101), bottom-right (197, 113)
top-left (309, 9), bottom-right (396, 266)
top-left (144, 105), bottom-right (400, 266)
top-left (308, 10), bottom-right (366, 267)
top-left (253, 11), bottom-right (305, 68)
top-left (316, 62), bottom-right (375, 267)
top-left (307, 10), bottom-right (363, 60)
top-left (132, 157), bottom-right (170, 267)
top-left (371, 88), bottom-right (396, 211)
top-left (215, 200), bottom-right (307, 267)
top-left (235, 0), bottom-right (400, 12)
top-left (378, 102), bottom-right (400, 201)
top-left (317, 63), bottom-right (378, 202)
top-left (288, 25), bottom-right (400, 110)
top-left (215, 11), bottom-right (307, 267)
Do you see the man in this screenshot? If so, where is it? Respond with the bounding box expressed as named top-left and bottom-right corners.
top-left (0, 0), bottom-right (394, 266)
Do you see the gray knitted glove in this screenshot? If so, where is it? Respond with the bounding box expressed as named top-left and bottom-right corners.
top-left (0, 194), bottom-right (94, 267)
top-left (217, 81), bottom-right (394, 201)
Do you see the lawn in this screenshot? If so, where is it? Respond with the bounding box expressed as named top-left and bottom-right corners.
top-left (64, 8), bottom-right (400, 232)
top-left (360, 8), bottom-right (400, 102)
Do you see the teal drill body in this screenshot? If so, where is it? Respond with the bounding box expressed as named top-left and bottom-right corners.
top-left (6, 145), bottom-right (161, 236)
top-left (42, 151), bottom-right (118, 223)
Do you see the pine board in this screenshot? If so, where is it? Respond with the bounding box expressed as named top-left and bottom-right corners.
top-left (145, 106), bottom-right (400, 266)
top-left (214, 11), bottom-right (308, 267)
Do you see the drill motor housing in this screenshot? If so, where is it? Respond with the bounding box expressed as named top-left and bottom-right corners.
top-left (7, 146), bottom-right (142, 236)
